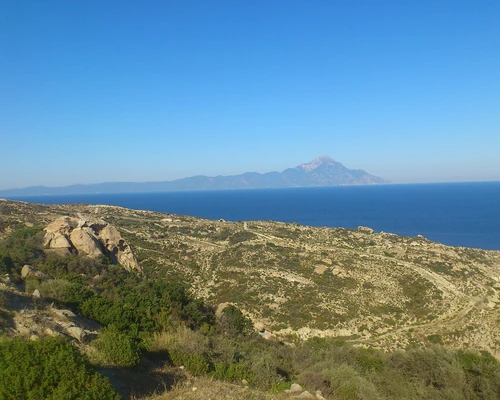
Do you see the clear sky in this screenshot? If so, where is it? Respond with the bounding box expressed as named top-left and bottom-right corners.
top-left (1, 1), bottom-right (499, 189)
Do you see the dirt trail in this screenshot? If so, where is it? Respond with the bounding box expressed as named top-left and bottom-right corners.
top-left (247, 228), bottom-right (489, 345)
top-left (352, 293), bottom-right (486, 345)
top-left (250, 228), bottom-right (465, 301)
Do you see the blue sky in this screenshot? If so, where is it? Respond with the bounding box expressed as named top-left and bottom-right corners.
top-left (1, 0), bottom-right (499, 189)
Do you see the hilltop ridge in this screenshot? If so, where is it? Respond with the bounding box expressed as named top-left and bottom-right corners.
top-left (0, 156), bottom-right (387, 196)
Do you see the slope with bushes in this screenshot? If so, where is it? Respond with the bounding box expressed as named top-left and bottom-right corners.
top-left (1, 199), bottom-right (500, 399)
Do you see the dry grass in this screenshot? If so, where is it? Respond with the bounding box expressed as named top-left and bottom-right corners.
top-left (134, 377), bottom-right (292, 400)
top-left (145, 324), bottom-right (208, 354)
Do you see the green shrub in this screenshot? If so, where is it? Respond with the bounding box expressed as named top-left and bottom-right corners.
top-left (355, 348), bottom-right (385, 373)
top-left (219, 305), bottom-right (253, 336)
top-left (325, 364), bottom-right (383, 400)
top-left (92, 325), bottom-right (141, 367)
top-left (0, 226), bottom-right (45, 271)
top-left (0, 255), bottom-right (11, 274)
top-left (426, 334), bottom-right (444, 345)
top-left (169, 349), bottom-right (210, 375)
top-left (0, 337), bottom-right (119, 400)
top-left (211, 362), bottom-right (255, 383)
top-left (229, 231), bottom-right (257, 245)
top-left (0, 292), bottom-right (6, 309)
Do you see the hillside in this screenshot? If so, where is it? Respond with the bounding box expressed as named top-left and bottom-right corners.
top-left (0, 156), bottom-right (387, 196)
top-left (1, 199), bottom-right (499, 355)
top-left (1, 199), bottom-right (500, 399)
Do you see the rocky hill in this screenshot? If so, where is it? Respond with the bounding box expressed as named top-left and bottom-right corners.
top-left (1, 199), bottom-right (499, 359)
top-left (0, 156), bottom-right (387, 196)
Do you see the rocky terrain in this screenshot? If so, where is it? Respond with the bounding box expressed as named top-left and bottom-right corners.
top-left (1, 198), bottom-right (499, 360)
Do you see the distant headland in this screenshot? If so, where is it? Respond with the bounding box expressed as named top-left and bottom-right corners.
top-left (0, 156), bottom-right (388, 196)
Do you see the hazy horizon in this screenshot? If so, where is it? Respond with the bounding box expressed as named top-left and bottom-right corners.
top-left (2, 1), bottom-right (499, 190)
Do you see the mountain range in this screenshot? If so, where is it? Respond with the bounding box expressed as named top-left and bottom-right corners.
top-left (0, 156), bottom-right (388, 196)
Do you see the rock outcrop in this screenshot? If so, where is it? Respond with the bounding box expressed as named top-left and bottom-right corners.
top-left (43, 217), bottom-right (141, 273)
top-left (96, 224), bottom-right (140, 272)
top-left (43, 217), bottom-right (76, 256)
top-left (21, 265), bottom-right (53, 281)
top-left (69, 227), bottom-right (104, 258)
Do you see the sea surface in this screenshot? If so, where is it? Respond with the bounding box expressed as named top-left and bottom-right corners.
top-left (7, 182), bottom-right (500, 250)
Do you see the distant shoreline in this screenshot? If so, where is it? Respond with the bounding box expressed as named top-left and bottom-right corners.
top-left (4, 182), bottom-right (500, 251)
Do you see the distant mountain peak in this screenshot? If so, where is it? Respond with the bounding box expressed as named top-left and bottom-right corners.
top-left (299, 155), bottom-right (337, 172)
top-left (0, 156), bottom-right (388, 196)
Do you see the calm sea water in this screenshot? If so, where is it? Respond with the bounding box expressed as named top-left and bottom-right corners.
top-left (8, 182), bottom-right (500, 250)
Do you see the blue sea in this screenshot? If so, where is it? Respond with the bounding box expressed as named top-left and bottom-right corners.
top-left (8, 182), bottom-right (500, 250)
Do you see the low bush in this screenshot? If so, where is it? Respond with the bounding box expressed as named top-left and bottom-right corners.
top-left (92, 325), bottom-right (141, 368)
top-left (0, 337), bottom-right (119, 399)
top-left (212, 362), bottom-right (255, 383)
top-left (218, 305), bottom-right (253, 336)
top-left (0, 226), bottom-right (45, 271)
top-left (169, 349), bottom-right (210, 375)
top-left (0, 292), bottom-right (6, 309)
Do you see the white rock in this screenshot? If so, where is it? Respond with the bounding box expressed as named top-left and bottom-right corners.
top-left (290, 383), bottom-right (303, 393)
top-left (51, 308), bottom-right (76, 318)
top-left (296, 391), bottom-right (314, 399)
top-left (315, 390), bottom-right (326, 400)
top-left (67, 326), bottom-right (86, 342)
top-left (22, 265), bottom-right (53, 280)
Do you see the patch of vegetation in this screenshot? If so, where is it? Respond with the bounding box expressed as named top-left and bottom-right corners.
top-left (295, 339), bottom-right (500, 400)
top-left (3, 205), bottom-right (500, 399)
top-left (92, 324), bottom-right (141, 367)
top-left (218, 304), bottom-right (254, 336)
top-left (229, 231), bottom-right (257, 245)
top-left (426, 334), bottom-right (444, 345)
top-left (0, 226), bottom-right (45, 274)
top-left (0, 337), bottom-right (120, 399)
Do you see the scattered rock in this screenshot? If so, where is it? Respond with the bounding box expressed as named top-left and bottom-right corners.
top-left (254, 322), bottom-right (266, 332)
top-left (45, 328), bottom-right (58, 337)
top-left (315, 390), bottom-right (326, 400)
top-left (290, 383), bottom-right (303, 393)
top-left (358, 226), bottom-right (374, 234)
top-left (32, 289), bottom-right (41, 298)
top-left (21, 265), bottom-right (53, 280)
top-left (296, 391), bottom-right (314, 399)
top-left (216, 302), bottom-right (230, 318)
top-left (314, 265), bottom-right (327, 274)
top-left (67, 326), bottom-right (86, 342)
top-left (51, 308), bottom-right (76, 318)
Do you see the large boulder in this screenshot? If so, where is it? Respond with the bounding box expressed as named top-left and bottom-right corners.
top-left (43, 217), bottom-right (141, 273)
top-left (43, 217), bottom-right (77, 250)
top-left (97, 225), bottom-right (141, 272)
top-left (69, 227), bottom-right (104, 258)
